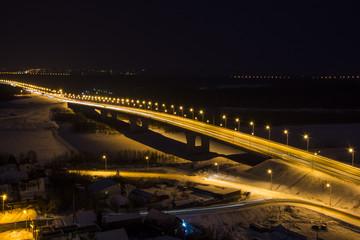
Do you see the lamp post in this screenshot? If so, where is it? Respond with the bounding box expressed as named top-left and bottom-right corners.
top-left (222, 115), bottom-right (226, 128)
top-left (284, 130), bottom-right (289, 145)
top-left (190, 108), bottom-right (194, 119)
top-left (179, 106), bottom-right (184, 117)
top-left (267, 169), bottom-right (273, 190)
top-left (326, 183), bottom-right (331, 206)
top-left (304, 134), bottom-right (310, 151)
top-left (349, 148), bottom-right (355, 166)
top-left (145, 156), bottom-right (149, 172)
top-left (23, 210), bottom-right (28, 231)
top-left (312, 151), bottom-right (320, 171)
top-left (235, 118), bottom-right (240, 131)
top-left (266, 125), bottom-right (271, 140)
top-left (214, 162), bottom-right (219, 173)
top-left (2, 194), bottom-right (6, 211)
top-left (250, 121), bottom-right (254, 135)
top-left (102, 155), bottom-right (107, 171)
top-left (171, 105), bottom-right (174, 114)
top-left (199, 110), bottom-right (204, 122)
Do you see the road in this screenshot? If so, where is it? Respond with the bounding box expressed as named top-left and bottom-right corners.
top-left (2, 80), bottom-right (360, 184)
top-left (71, 169), bottom-right (360, 227)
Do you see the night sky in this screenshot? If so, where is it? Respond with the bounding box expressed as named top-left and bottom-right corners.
top-left (1, 1), bottom-right (359, 75)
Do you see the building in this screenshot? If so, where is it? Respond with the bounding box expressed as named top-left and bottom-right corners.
top-left (129, 188), bottom-right (161, 205)
top-left (87, 179), bottom-right (121, 199)
top-left (102, 213), bottom-right (142, 230)
top-left (95, 228), bottom-right (129, 240)
top-left (19, 177), bottom-right (47, 200)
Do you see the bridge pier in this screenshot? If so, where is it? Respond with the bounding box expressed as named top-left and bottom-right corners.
top-left (185, 132), bottom-right (210, 155)
top-left (129, 115), bottom-right (149, 133)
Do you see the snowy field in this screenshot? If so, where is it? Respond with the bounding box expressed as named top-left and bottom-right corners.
top-left (2, 93), bottom-right (360, 239)
top-left (0, 93), bottom-right (248, 164)
top-left (183, 204), bottom-right (360, 240)
top-left (0, 95), bottom-right (70, 161)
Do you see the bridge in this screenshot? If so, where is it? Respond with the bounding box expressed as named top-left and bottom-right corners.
top-left (2, 79), bottom-right (360, 184)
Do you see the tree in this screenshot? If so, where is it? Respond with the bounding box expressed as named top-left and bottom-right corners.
top-left (7, 154), bottom-right (17, 165)
top-left (26, 150), bottom-right (37, 163)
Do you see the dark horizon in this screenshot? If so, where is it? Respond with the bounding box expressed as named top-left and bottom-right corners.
top-left (1, 1), bottom-right (360, 76)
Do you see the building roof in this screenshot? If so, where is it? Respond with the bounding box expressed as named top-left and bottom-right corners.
top-left (95, 228), bottom-right (128, 240)
top-left (108, 194), bottom-right (129, 206)
top-left (131, 188), bottom-right (154, 198)
top-left (0, 164), bottom-right (17, 173)
top-left (59, 210), bottom-right (97, 227)
top-left (146, 209), bottom-right (176, 223)
top-left (88, 178), bottom-right (119, 193)
top-left (103, 213), bottom-right (142, 223)
top-left (75, 210), bottom-right (97, 226)
top-left (0, 171), bottom-right (28, 182)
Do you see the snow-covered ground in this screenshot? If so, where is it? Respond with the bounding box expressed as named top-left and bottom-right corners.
top-left (0, 95), bottom-right (71, 161)
top-left (0, 94), bottom-right (189, 163)
top-left (0, 230), bottom-right (34, 240)
top-left (0, 93), bottom-right (249, 164)
top-left (3, 93), bottom-right (360, 238)
top-left (183, 204), bottom-right (360, 240)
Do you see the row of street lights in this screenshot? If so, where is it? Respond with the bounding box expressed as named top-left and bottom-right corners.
top-left (67, 89), bottom-right (360, 167)
top-left (101, 154), bottom-right (151, 172)
top-left (5, 81), bottom-right (357, 167)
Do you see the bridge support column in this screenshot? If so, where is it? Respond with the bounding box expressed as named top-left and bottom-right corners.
top-left (200, 135), bottom-right (210, 154)
top-left (129, 115), bottom-right (148, 133)
top-left (110, 111), bottom-right (118, 120)
top-left (185, 132), bottom-right (210, 155)
top-left (100, 109), bottom-right (109, 120)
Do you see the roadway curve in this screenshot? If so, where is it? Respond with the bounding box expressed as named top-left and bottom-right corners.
top-left (2, 80), bottom-right (360, 184)
top-left (71, 169), bottom-right (360, 226)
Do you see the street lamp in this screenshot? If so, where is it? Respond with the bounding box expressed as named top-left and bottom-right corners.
top-left (284, 130), bottom-right (289, 145)
top-left (349, 148), bottom-right (355, 166)
top-left (179, 106), bottom-right (184, 117)
top-left (171, 105), bottom-right (174, 114)
top-left (190, 108), bottom-right (194, 119)
top-left (326, 183), bottom-right (331, 206)
top-left (235, 118), bottom-right (240, 131)
top-left (2, 194), bottom-right (6, 211)
top-left (266, 125), bottom-right (271, 140)
top-left (102, 155), bottom-right (107, 171)
top-left (267, 169), bottom-right (273, 190)
top-left (222, 115), bottom-right (226, 128)
top-left (250, 121), bottom-right (254, 135)
top-left (145, 156), bottom-right (149, 172)
top-left (199, 110), bottom-right (204, 122)
top-left (24, 210), bottom-right (28, 231)
top-left (214, 162), bottom-right (219, 173)
top-left (304, 134), bottom-right (310, 151)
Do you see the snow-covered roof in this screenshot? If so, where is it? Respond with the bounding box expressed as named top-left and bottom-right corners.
top-left (131, 188), bottom-right (154, 198)
top-left (95, 228), bottom-right (128, 240)
top-left (0, 171), bottom-right (28, 182)
top-left (103, 213), bottom-right (142, 223)
top-left (109, 194), bottom-right (129, 206)
top-left (0, 164), bottom-right (17, 173)
top-left (146, 209), bottom-right (176, 222)
top-left (58, 210), bottom-right (97, 227)
top-left (88, 178), bottom-right (119, 193)
top-left (75, 210), bottom-right (97, 226)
